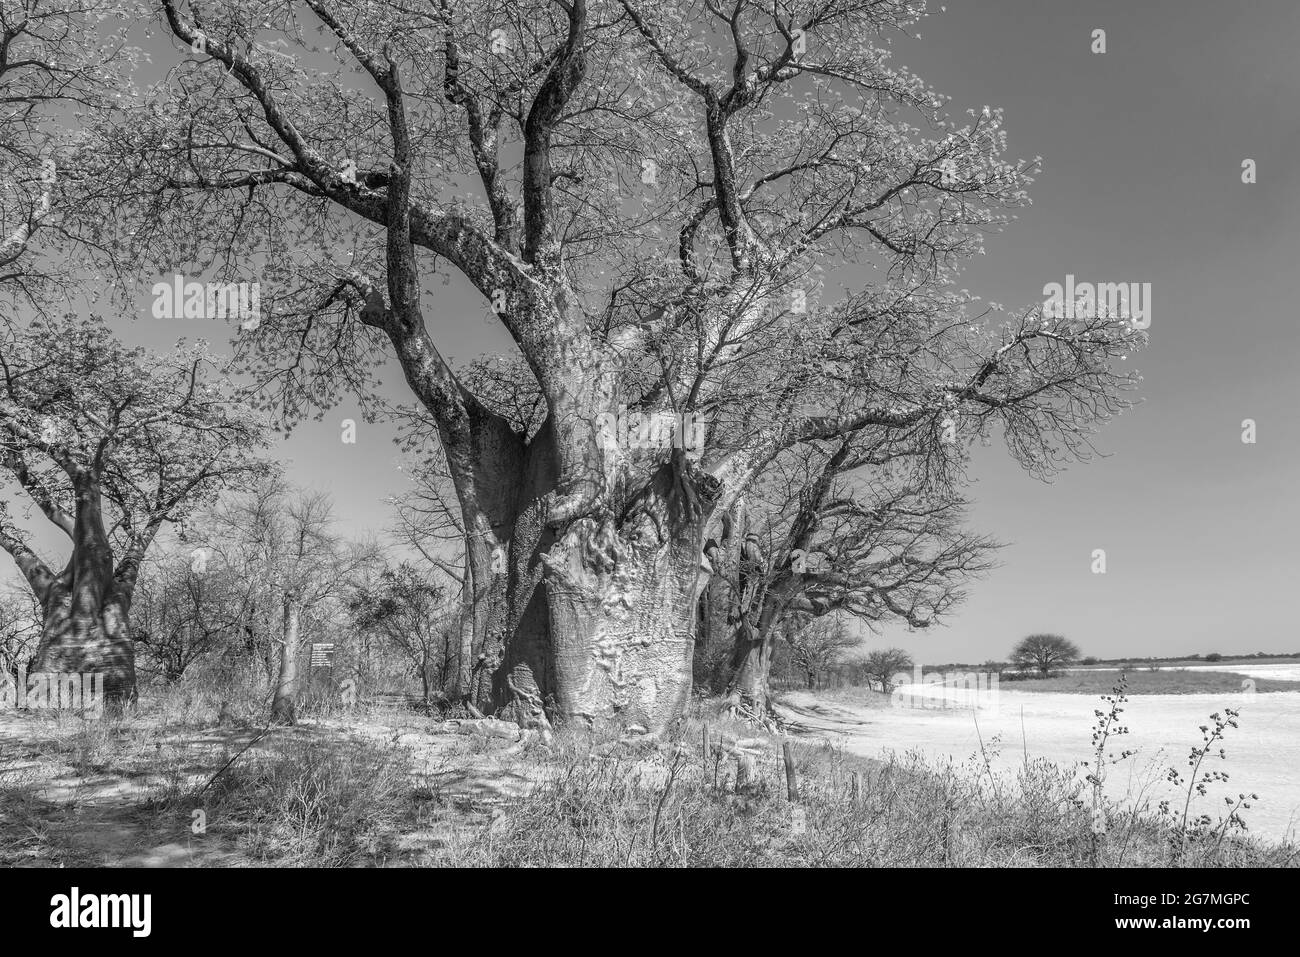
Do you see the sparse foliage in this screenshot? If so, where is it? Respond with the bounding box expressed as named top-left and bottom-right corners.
top-left (93, 0), bottom-right (1143, 729)
top-left (787, 617), bottom-right (859, 690)
top-left (862, 647), bottom-right (914, 693)
top-left (351, 562), bottom-right (459, 705)
top-left (0, 315), bottom-right (268, 700)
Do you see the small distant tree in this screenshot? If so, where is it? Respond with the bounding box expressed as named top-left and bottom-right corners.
top-left (862, 648), bottom-right (914, 694)
top-left (131, 552), bottom-right (261, 684)
top-left (351, 563), bottom-right (458, 706)
top-left (1205, 652), bottom-right (1223, 662)
top-left (190, 479), bottom-right (377, 725)
top-left (980, 659), bottom-right (1008, 680)
top-left (788, 617), bottom-right (859, 690)
top-left (0, 586), bottom-right (39, 688)
top-left (1010, 633), bottom-right (1080, 676)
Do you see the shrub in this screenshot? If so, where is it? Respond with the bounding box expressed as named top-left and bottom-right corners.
top-left (1010, 634), bottom-right (1080, 676)
top-left (186, 737), bottom-right (411, 866)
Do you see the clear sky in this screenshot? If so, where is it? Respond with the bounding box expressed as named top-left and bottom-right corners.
top-left (8, 0), bottom-right (1300, 664)
top-left (876, 0), bottom-right (1300, 662)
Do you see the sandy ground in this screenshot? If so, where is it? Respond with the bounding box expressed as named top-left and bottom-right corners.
top-left (3, 669), bottom-right (1297, 862)
top-left (0, 708), bottom-right (540, 867)
top-left (1084, 663), bottom-right (1300, 682)
top-left (1177, 663), bottom-right (1300, 682)
top-left (778, 677), bottom-right (1300, 844)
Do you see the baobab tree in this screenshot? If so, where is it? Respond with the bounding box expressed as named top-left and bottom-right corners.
top-left (712, 431), bottom-right (996, 718)
top-left (108, 0), bottom-right (1141, 729)
top-left (0, 316), bottom-right (267, 703)
top-left (386, 353), bottom-right (547, 703)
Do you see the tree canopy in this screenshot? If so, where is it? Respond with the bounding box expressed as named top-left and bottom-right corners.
top-left (0, 314), bottom-right (268, 699)
top-left (0, 0), bottom-right (1145, 725)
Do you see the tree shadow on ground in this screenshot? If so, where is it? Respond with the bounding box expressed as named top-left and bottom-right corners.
top-left (0, 710), bottom-right (546, 866)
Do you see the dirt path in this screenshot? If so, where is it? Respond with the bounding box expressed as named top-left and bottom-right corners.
top-left (0, 713), bottom-right (270, 865)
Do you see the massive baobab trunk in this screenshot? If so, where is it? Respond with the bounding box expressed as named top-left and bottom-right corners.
top-left (543, 524), bottom-right (700, 729)
top-left (407, 361), bottom-right (719, 730)
top-left (32, 588), bottom-right (136, 706)
top-left (479, 450), bottom-right (717, 731)
top-left (29, 474), bottom-right (137, 706)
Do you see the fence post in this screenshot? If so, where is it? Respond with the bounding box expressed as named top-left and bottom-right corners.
top-left (782, 738), bottom-right (799, 802)
top-left (736, 751), bottom-right (756, 791)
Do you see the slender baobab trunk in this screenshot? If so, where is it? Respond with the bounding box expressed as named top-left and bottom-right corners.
top-left (695, 504), bottom-right (742, 692)
top-left (455, 564), bottom-right (475, 699)
top-left (694, 569), bottom-right (725, 677)
top-left (30, 473), bottom-right (136, 707)
top-left (725, 626), bottom-right (772, 715)
top-left (270, 590), bottom-right (301, 724)
top-left (723, 597), bottom-right (782, 719)
top-left (33, 588), bottom-right (135, 706)
top-left (460, 531), bottom-right (511, 713)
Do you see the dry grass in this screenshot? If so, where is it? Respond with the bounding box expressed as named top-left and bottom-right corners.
top-left (3, 687), bottom-right (1297, 868)
top-left (452, 702), bottom-right (1297, 868)
top-left (169, 736), bottom-right (414, 866)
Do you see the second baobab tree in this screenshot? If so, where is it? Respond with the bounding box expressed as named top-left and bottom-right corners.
top-left (0, 316), bottom-right (267, 704)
